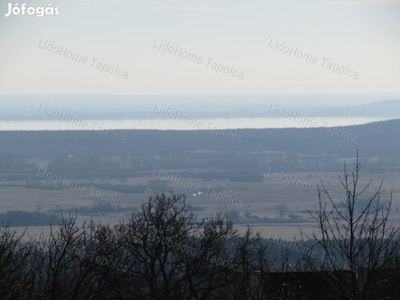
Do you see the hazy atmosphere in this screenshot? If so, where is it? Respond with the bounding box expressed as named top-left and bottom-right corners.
top-left (1, 1), bottom-right (400, 299)
top-left (1, 0), bottom-right (400, 95)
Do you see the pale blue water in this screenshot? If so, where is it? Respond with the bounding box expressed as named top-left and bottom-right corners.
top-left (0, 117), bottom-right (391, 131)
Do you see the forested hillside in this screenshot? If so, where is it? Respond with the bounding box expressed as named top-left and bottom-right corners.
top-left (1, 119), bottom-right (399, 181)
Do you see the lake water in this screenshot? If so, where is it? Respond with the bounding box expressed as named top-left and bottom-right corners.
top-left (0, 117), bottom-right (392, 131)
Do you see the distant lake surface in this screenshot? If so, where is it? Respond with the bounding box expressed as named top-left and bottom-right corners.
top-left (0, 117), bottom-right (392, 131)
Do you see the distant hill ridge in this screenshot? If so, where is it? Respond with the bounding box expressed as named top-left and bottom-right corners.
top-left (0, 97), bottom-right (399, 120)
top-left (291, 100), bottom-right (400, 118)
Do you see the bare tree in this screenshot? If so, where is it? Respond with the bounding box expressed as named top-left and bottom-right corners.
top-left (0, 193), bottom-right (275, 299)
top-left (301, 152), bottom-right (400, 300)
top-left (0, 222), bottom-right (36, 300)
top-left (115, 192), bottom-right (272, 300)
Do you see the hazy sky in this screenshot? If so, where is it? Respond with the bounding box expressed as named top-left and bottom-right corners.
top-left (0, 0), bottom-right (399, 95)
